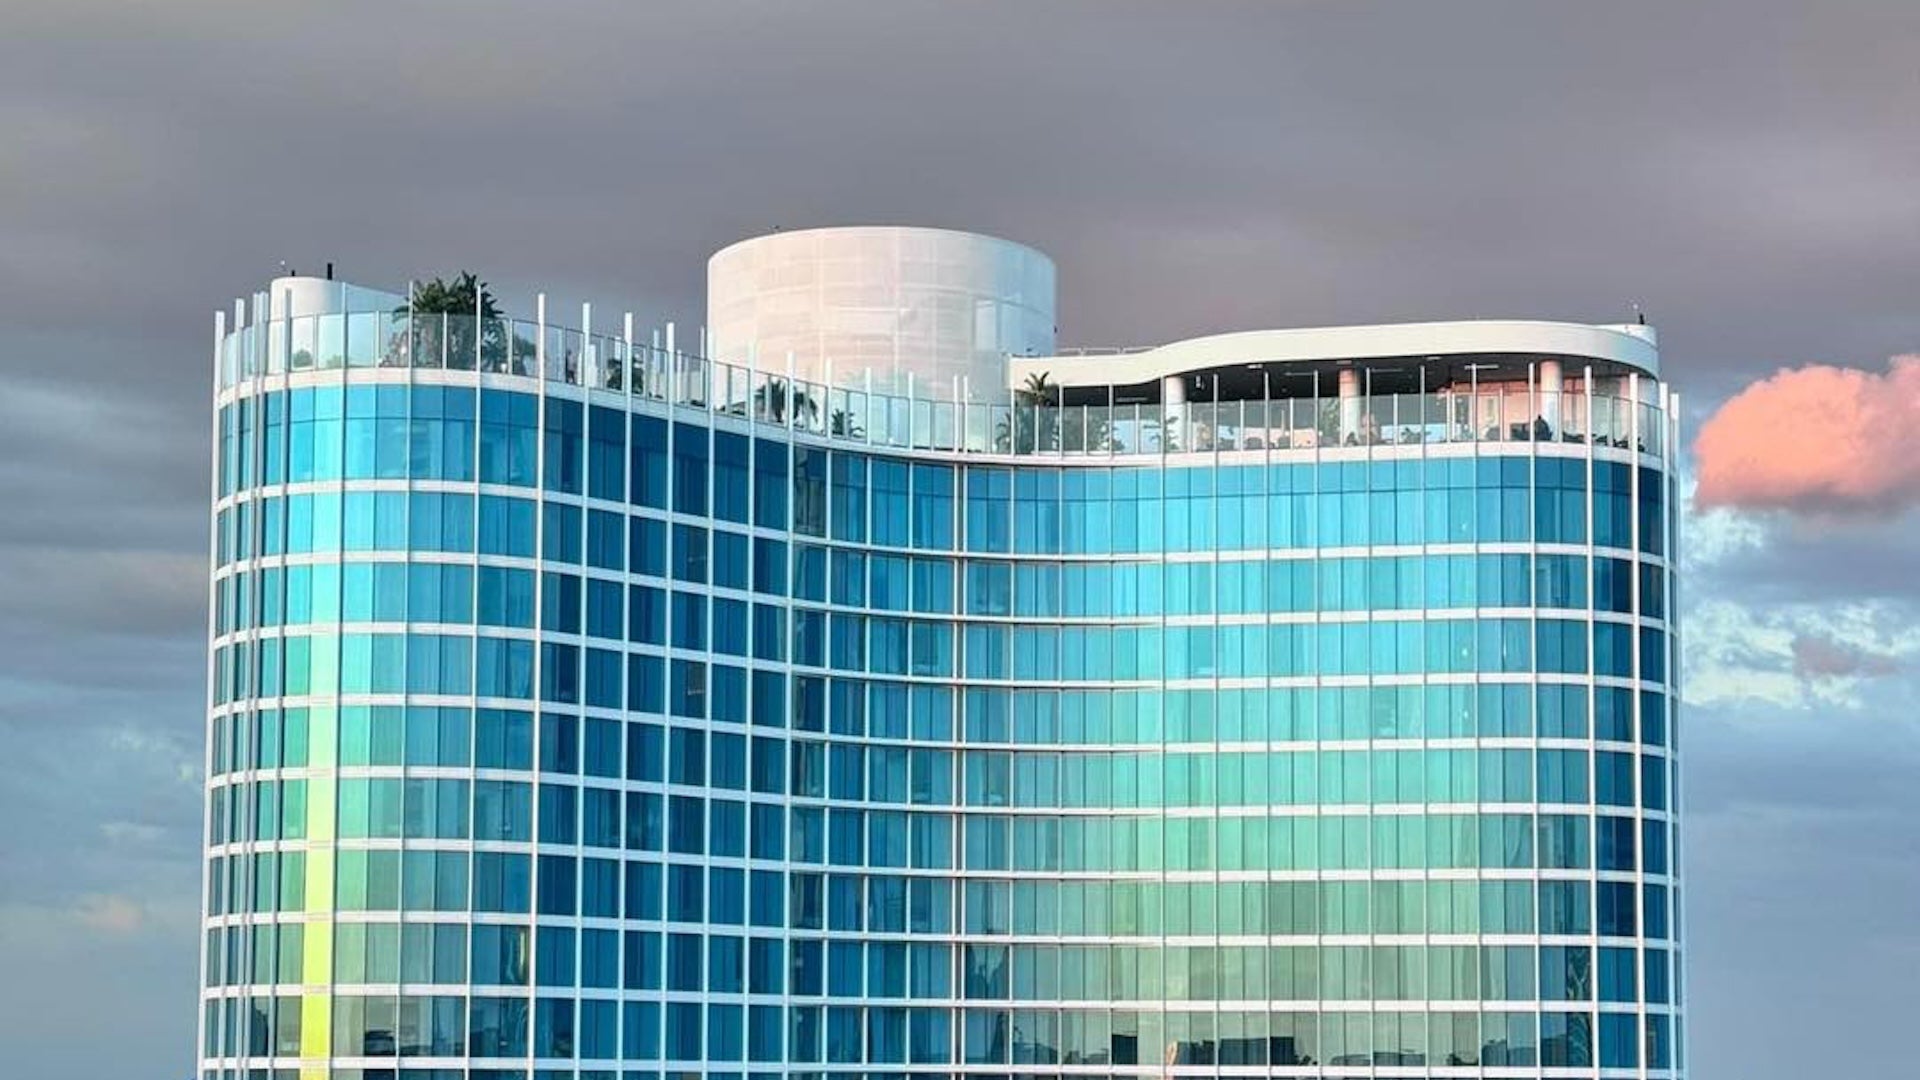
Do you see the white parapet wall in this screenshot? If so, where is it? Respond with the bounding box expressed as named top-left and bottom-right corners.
top-left (707, 226), bottom-right (1056, 401)
top-left (263, 275), bottom-right (404, 319)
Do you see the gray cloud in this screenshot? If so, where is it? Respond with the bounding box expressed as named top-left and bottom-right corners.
top-left (1689, 506), bottom-right (1920, 604)
top-left (0, 547), bottom-right (202, 638)
top-left (1791, 633), bottom-right (1903, 680)
top-left (1684, 702), bottom-right (1920, 1079)
top-left (0, 3), bottom-right (1917, 1079)
top-left (3, 2), bottom-right (1918, 374)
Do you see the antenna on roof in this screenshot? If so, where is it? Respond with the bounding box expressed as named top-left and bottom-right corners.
top-left (1632, 302), bottom-right (1645, 325)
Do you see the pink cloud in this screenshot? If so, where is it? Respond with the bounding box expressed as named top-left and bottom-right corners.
top-left (1694, 355), bottom-right (1920, 515)
top-left (1790, 633), bottom-right (1901, 680)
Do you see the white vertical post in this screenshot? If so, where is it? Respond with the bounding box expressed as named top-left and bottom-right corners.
top-left (665, 321), bottom-right (677, 405)
top-left (1311, 368), bottom-right (1323, 465)
top-left (748, 341), bottom-right (760, 423)
top-left (623, 312), bottom-right (635, 398)
top-left (1162, 374), bottom-right (1186, 454)
top-left (962, 375), bottom-right (974, 451)
top-left (1210, 371), bottom-right (1221, 455)
top-left (1582, 365), bottom-right (1594, 443)
top-left (403, 279), bottom-right (416, 371)
top-left (654, 321), bottom-right (662, 401)
top-left (282, 287), bottom-right (294, 376)
top-left (1527, 359), bottom-right (1538, 443)
top-left (581, 302), bottom-right (594, 388)
top-left (1470, 363), bottom-right (1480, 442)
top-left (535, 293), bottom-right (547, 384)
top-left (1585, 366), bottom-right (1597, 451)
top-left (1628, 373), bottom-right (1641, 453)
top-left (701, 325), bottom-right (714, 410)
top-left (1009, 377), bottom-right (1019, 456)
top-left (650, 328), bottom-right (662, 401)
top-left (473, 280), bottom-right (482, 371)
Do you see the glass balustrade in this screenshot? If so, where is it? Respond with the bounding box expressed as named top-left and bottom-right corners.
top-left (220, 311), bottom-right (1668, 461)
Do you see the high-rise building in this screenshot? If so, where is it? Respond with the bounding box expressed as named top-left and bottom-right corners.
top-left (202, 227), bottom-right (1682, 1080)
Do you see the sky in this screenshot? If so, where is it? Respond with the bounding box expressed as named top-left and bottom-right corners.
top-left (1, 1), bottom-right (1916, 1077)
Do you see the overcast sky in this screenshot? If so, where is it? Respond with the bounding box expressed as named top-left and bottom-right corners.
top-left (2, 2), bottom-right (1917, 1077)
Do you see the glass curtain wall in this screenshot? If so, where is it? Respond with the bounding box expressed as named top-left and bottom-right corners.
top-left (204, 307), bottom-right (1682, 1080)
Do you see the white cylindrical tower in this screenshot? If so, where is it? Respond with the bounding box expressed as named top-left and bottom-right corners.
top-left (707, 226), bottom-right (1056, 401)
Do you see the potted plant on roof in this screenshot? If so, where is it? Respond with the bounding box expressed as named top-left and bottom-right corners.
top-left (401, 272), bottom-right (512, 372)
top-left (996, 371), bottom-right (1059, 453)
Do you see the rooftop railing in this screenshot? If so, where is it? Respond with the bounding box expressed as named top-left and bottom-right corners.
top-left (217, 310), bottom-right (1668, 460)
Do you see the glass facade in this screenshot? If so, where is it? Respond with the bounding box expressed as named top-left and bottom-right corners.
top-left (203, 291), bottom-right (1681, 1080)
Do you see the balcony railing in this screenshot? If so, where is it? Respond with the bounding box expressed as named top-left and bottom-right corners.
top-left (217, 310), bottom-right (1668, 460)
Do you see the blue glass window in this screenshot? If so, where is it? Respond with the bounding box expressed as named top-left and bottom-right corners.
top-left (629, 516), bottom-right (666, 577)
top-left (585, 509), bottom-right (623, 571)
top-left (479, 390), bottom-right (537, 486)
top-left (671, 422), bottom-right (708, 515)
top-left (714, 431), bottom-right (750, 524)
top-left (1596, 815), bottom-right (1637, 871)
top-left (1599, 1013), bottom-right (1639, 1068)
top-left (713, 530), bottom-right (749, 591)
top-left (966, 468), bottom-right (1010, 552)
top-left (629, 416), bottom-right (668, 509)
top-left (1540, 1011), bottom-right (1592, 1067)
top-left (623, 999), bottom-right (660, 1059)
top-left (754, 439), bottom-right (789, 529)
top-left (478, 496), bottom-right (535, 557)
top-left (627, 585), bottom-right (664, 645)
top-left (586, 404), bottom-right (625, 500)
top-left (542, 398), bottom-right (582, 495)
top-left (752, 537), bottom-right (787, 596)
top-left (540, 572), bottom-right (581, 633)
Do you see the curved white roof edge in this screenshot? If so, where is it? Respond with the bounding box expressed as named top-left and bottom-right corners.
top-left (1017, 319), bottom-right (1659, 388)
top-left (708, 224), bottom-right (1055, 271)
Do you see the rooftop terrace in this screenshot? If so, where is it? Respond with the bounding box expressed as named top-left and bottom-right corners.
top-left (217, 279), bottom-right (1673, 460)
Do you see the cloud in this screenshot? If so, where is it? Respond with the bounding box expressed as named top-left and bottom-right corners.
top-left (73, 894), bottom-right (144, 935)
top-left (1678, 472), bottom-right (1767, 571)
top-left (0, 547), bottom-right (202, 638)
top-left (1694, 356), bottom-right (1920, 516)
top-left (1685, 506), bottom-right (1920, 605)
top-left (1684, 598), bottom-right (1920, 710)
top-left (1683, 701), bottom-right (1920, 1080)
top-left (1792, 633), bottom-right (1902, 680)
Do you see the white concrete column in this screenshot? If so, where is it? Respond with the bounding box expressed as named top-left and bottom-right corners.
top-left (1338, 368), bottom-right (1361, 444)
top-left (1539, 359), bottom-right (1564, 435)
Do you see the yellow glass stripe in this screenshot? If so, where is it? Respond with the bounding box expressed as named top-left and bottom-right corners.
top-left (299, 988), bottom-right (332, 1062)
top-left (293, 633), bottom-right (341, 1072)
